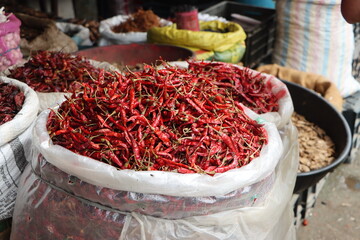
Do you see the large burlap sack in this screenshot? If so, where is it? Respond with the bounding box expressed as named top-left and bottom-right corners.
top-left (0, 76), bottom-right (39, 220)
top-left (257, 64), bottom-right (344, 111)
top-left (15, 13), bottom-right (78, 57)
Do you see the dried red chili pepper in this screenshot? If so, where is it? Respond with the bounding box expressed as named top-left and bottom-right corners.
top-left (8, 50), bottom-right (117, 93)
top-left (187, 61), bottom-right (283, 114)
top-left (47, 61), bottom-right (271, 174)
top-left (0, 82), bottom-right (25, 125)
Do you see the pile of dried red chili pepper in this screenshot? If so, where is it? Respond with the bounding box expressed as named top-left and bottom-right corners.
top-left (47, 61), bottom-right (279, 174)
top-left (0, 82), bottom-right (25, 125)
top-left (7, 50), bottom-right (115, 93)
top-left (187, 61), bottom-right (285, 114)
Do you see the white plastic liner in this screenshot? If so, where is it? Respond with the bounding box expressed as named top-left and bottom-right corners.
top-left (32, 108), bottom-right (283, 197)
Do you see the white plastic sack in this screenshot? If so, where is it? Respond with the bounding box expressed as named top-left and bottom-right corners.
top-left (10, 115), bottom-right (298, 240)
top-left (0, 124), bottom-right (33, 220)
top-left (33, 107), bottom-right (283, 197)
top-left (168, 61), bottom-right (294, 130)
top-left (56, 22), bottom-right (93, 47)
top-left (273, 0), bottom-right (360, 97)
top-left (99, 14), bottom-right (172, 46)
top-left (252, 71), bottom-right (294, 129)
top-left (0, 76), bottom-right (39, 145)
top-left (0, 76), bottom-right (39, 220)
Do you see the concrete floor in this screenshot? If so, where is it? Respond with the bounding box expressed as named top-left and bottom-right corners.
top-left (296, 150), bottom-right (360, 240)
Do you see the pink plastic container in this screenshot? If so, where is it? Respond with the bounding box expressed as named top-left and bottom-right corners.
top-left (175, 9), bottom-right (200, 31)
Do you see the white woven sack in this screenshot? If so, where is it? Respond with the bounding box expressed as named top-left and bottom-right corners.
top-left (99, 14), bottom-right (172, 46)
top-left (0, 76), bottom-right (39, 220)
top-left (0, 124), bottom-right (33, 220)
top-left (273, 0), bottom-right (360, 97)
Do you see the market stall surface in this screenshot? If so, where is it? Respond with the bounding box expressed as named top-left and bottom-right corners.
top-left (296, 151), bottom-right (360, 240)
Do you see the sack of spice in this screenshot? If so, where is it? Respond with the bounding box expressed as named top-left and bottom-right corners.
top-left (5, 50), bottom-right (120, 111)
top-left (10, 61), bottom-right (297, 239)
top-left (15, 13), bottom-right (78, 58)
top-left (256, 63), bottom-right (344, 112)
top-left (0, 76), bottom-right (39, 221)
top-left (98, 9), bottom-right (172, 46)
top-left (0, 7), bottom-right (23, 71)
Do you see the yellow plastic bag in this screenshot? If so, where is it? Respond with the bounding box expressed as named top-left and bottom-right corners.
top-left (147, 21), bottom-right (246, 63)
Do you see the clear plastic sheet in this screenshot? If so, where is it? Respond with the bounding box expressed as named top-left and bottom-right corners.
top-left (21, 155), bottom-right (275, 219)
